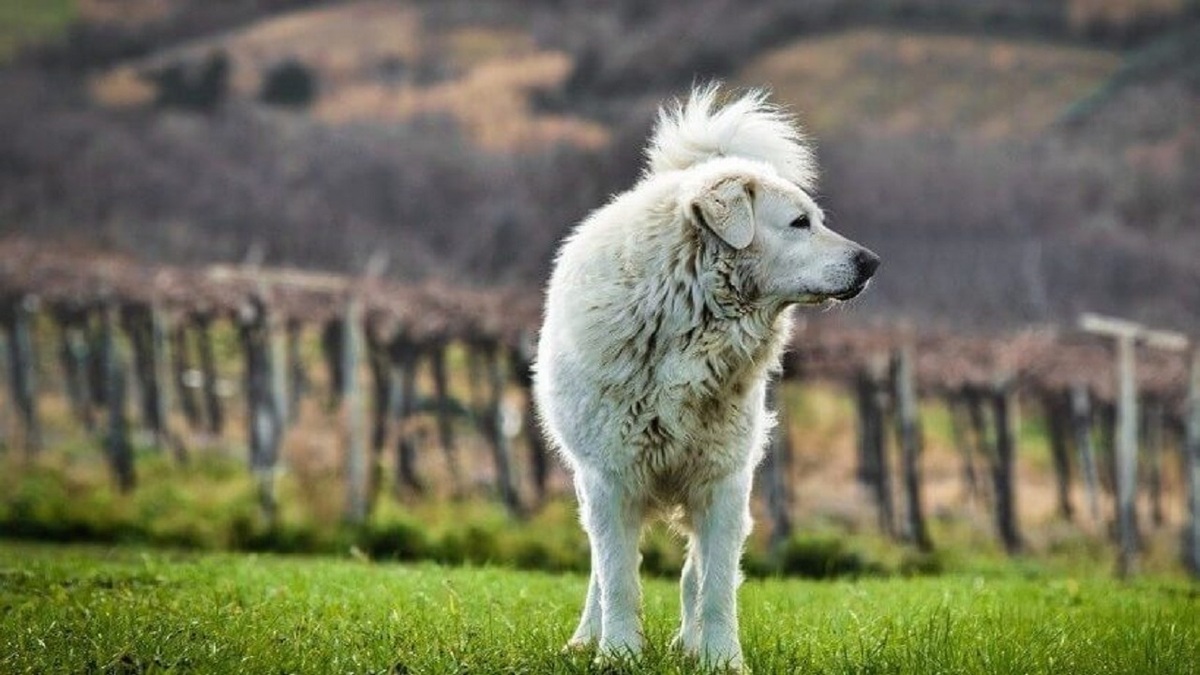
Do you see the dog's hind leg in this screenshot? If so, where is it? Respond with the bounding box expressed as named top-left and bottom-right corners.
top-left (565, 562), bottom-right (602, 650)
top-left (692, 470), bottom-right (753, 671)
top-left (579, 471), bottom-right (644, 662)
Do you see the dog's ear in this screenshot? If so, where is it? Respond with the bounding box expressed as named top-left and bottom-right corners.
top-left (690, 177), bottom-right (755, 250)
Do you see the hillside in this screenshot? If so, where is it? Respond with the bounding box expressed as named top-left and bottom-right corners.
top-left (1, 0), bottom-right (1198, 330)
top-left (738, 28), bottom-right (1120, 138)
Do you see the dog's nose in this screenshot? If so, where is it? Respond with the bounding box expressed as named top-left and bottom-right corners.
top-left (854, 248), bottom-right (881, 279)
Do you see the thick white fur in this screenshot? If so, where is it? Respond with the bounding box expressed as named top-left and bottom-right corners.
top-left (534, 86), bottom-right (876, 671)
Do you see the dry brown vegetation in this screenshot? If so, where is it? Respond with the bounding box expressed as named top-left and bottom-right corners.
top-left (86, 2), bottom-right (608, 150)
top-left (739, 28), bottom-right (1120, 138)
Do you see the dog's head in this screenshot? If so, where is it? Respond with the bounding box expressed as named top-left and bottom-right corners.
top-left (682, 159), bottom-right (879, 307)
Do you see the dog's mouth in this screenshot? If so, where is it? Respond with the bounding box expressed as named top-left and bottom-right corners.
top-left (796, 280), bottom-right (871, 306)
top-left (832, 280), bottom-right (870, 301)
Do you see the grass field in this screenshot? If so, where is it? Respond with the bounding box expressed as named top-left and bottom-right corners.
top-left (2, 542), bottom-right (1196, 674)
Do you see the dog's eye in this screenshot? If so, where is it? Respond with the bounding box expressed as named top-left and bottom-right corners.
top-left (789, 215), bottom-right (810, 230)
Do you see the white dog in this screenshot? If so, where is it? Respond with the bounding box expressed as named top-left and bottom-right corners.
top-left (533, 85), bottom-right (878, 670)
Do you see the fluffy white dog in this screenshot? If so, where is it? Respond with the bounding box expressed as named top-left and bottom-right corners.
top-left (533, 85), bottom-right (879, 670)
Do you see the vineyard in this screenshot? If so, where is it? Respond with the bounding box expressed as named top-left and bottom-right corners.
top-left (1, 238), bottom-right (1197, 579)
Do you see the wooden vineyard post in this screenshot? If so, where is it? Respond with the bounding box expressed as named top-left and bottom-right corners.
top-left (855, 361), bottom-right (893, 537)
top-left (991, 377), bottom-right (1021, 554)
top-left (170, 323), bottom-right (202, 431)
top-left (285, 320), bottom-right (305, 425)
top-left (366, 327), bottom-right (392, 510)
top-left (342, 296), bottom-right (369, 524)
top-left (321, 320), bottom-right (343, 411)
top-left (390, 340), bottom-right (423, 494)
top-left (1185, 347), bottom-right (1200, 578)
top-left (194, 313), bottom-right (224, 437)
top-left (100, 302), bottom-right (135, 492)
top-left (238, 297), bottom-right (284, 521)
top-left (509, 340), bottom-right (550, 506)
top-left (762, 381), bottom-right (794, 554)
top-left (892, 346), bottom-right (931, 550)
top-left (3, 295), bottom-right (41, 454)
top-left (150, 304), bottom-right (186, 463)
top-left (481, 341), bottom-right (523, 516)
top-left (964, 387), bottom-right (996, 506)
top-left (946, 393), bottom-right (981, 504)
top-left (270, 318), bottom-right (290, 431)
top-left (429, 340), bottom-right (463, 496)
top-left (1042, 390), bottom-right (1074, 521)
top-left (1143, 399), bottom-right (1165, 527)
top-left (56, 307), bottom-right (95, 431)
top-left (1079, 313), bottom-right (1188, 577)
top-left (1070, 383), bottom-right (1102, 524)
top-left (124, 305), bottom-right (172, 452)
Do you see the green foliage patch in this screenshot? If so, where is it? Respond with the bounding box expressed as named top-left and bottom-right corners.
top-left (0, 0), bottom-right (76, 62)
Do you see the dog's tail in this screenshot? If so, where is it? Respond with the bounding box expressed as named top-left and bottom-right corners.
top-left (645, 83), bottom-right (816, 188)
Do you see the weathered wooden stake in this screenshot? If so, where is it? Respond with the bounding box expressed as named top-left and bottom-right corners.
top-left (391, 342), bottom-right (423, 494)
top-left (892, 347), bottom-right (931, 550)
top-left (100, 303), bottom-right (135, 492)
top-left (1114, 333), bottom-right (1141, 576)
top-left (430, 341), bottom-right (463, 495)
top-left (509, 341), bottom-right (550, 505)
top-left (480, 343), bottom-right (522, 516)
top-left (86, 311), bottom-right (107, 408)
top-left (149, 305), bottom-right (186, 463)
top-left (342, 297), bottom-right (370, 523)
top-left (239, 297), bottom-right (284, 520)
top-left (1143, 399), bottom-right (1165, 527)
top-left (965, 388), bottom-right (996, 507)
top-left (194, 314), bottom-right (224, 436)
top-left (57, 310), bottom-right (94, 431)
top-left (1042, 390), bottom-right (1074, 521)
top-left (4, 295), bottom-right (41, 454)
top-left (1070, 383), bottom-right (1102, 524)
top-left (365, 330), bottom-right (392, 510)
top-left (1184, 348), bottom-right (1200, 578)
top-left (855, 363), bottom-right (893, 536)
top-left (170, 323), bottom-right (202, 431)
top-left (125, 307), bottom-right (168, 448)
top-left (321, 320), bottom-right (343, 411)
top-left (1080, 313), bottom-right (1187, 577)
top-left (946, 393), bottom-right (981, 504)
top-left (285, 320), bottom-right (305, 425)
top-left (991, 378), bottom-right (1022, 554)
top-left (762, 381), bottom-right (794, 553)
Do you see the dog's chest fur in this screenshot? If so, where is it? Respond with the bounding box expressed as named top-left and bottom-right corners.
top-left (537, 183), bottom-right (791, 506)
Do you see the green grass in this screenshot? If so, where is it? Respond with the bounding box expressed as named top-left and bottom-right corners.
top-left (0, 0), bottom-right (76, 62)
top-left (1, 542), bottom-right (1197, 674)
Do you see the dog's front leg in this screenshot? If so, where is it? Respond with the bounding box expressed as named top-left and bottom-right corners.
top-left (580, 472), bottom-right (644, 661)
top-left (693, 470), bottom-right (753, 671)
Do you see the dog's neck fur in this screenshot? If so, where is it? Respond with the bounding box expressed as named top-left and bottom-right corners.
top-left (657, 220), bottom-right (792, 392)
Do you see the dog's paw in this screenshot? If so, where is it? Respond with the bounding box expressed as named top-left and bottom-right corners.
top-left (560, 638), bottom-right (594, 655)
top-left (669, 629), bottom-right (700, 657)
top-left (592, 635), bottom-right (644, 671)
top-left (699, 645), bottom-right (746, 674)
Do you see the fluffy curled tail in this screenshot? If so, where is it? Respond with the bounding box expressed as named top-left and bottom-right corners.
top-left (644, 83), bottom-right (816, 189)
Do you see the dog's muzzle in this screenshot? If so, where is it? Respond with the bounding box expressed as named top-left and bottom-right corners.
top-left (834, 248), bottom-right (881, 300)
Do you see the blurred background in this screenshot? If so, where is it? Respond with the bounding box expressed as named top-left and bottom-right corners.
top-left (3, 0), bottom-right (1200, 328)
top-left (1, 0), bottom-right (1199, 579)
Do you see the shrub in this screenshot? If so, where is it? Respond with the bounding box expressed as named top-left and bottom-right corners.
top-left (260, 60), bottom-right (317, 108)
